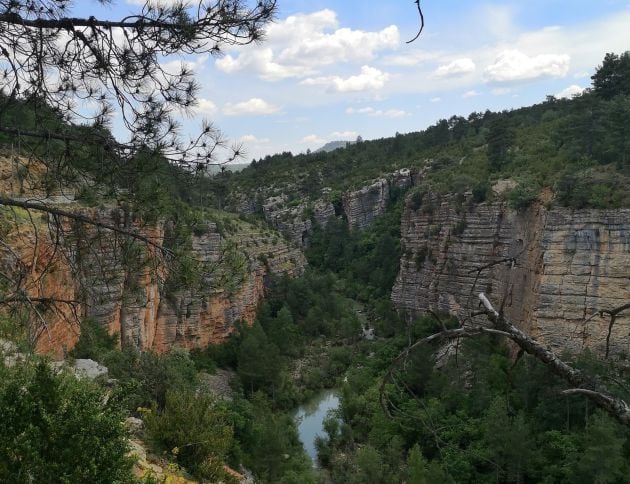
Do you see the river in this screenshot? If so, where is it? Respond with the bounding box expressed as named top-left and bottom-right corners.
top-left (293, 389), bottom-right (340, 467)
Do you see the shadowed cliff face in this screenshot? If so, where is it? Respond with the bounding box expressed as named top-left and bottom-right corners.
top-left (391, 194), bottom-right (630, 356)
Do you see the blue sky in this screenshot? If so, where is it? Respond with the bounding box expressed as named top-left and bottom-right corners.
top-left (74, 0), bottom-right (630, 161)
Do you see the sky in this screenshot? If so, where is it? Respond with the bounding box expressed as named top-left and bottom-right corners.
top-left (74, 0), bottom-right (630, 162)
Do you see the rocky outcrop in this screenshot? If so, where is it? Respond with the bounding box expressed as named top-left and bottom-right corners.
top-left (227, 166), bottom-right (422, 246)
top-left (261, 195), bottom-right (335, 246)
top-left (343, 169), bottom-right (414, 230)
top-left (391, 193), bottom-right (630, 356)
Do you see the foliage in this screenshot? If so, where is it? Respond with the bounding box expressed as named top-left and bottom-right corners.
top-left (0, 1), bottom-right (276, 167)
top-left (69, 318), bottom-right (118, 361)
top-left (315, 332), bottom-right (630, 483)
top-left (233, 394), bottom-right (317, 483)
top-left (144, 391), bottom-right (236, 482)
top-left (506, 179), bottom-right (540, 210)
top-left (105, 347), bottom-right (198, 411)
top-left (0, 361), bottom-right (133, 483)
top-left (591, 51), bottom-right (630, 99)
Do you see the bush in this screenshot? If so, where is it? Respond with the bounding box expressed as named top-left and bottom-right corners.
top-left (70, 318), bottom-right (117, 362)
top-left (0, 362), bottom-right (133, 483)
top-left (507, 181), bottom-right (539, 210)
top-left (144, 391), bottom-right (237, 482)
top-left (408, 190), bottom-right (424, 211)
top-left (105, 347), bottom-right (198, 410)
top-left (472, 181), bottom-right (490, 203)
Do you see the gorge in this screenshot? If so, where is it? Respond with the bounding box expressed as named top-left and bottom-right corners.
top-left (2, 50), bottom-right (630, 483)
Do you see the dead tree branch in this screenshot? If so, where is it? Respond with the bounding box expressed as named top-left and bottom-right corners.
top-left (406, 0), bottom-right (425, 43)
top-left (384, 292), bottom-right (630, 425)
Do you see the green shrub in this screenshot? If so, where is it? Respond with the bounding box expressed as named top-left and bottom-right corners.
top-left (408, 191), bottom-right (424, 211)
top-left (507, 182), bottom-right (539, 210)
top-left (0, 362), bottom-right (133, 483)
top-left (70, 318), bottom-right (117, 362)
top-left (104, 347), bottom-right (198, 410)
top-left (144, 391), bottom-right (237, 482)
top-left (472, 181), bottom-right (490, 203)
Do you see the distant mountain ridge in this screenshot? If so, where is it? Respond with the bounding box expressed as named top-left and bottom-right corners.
top-left (314, 140), bottom-right (356, 153)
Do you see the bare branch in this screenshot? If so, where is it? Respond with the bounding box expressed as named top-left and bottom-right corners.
top-left (406, 0), bottom-right (425, 43)
top-left (384, 290), bottom-right (630, 426)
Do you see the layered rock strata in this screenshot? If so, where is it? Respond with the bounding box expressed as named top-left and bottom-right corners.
top-left (391, 194), bottom-right (630, 356)
top-left (261, 195), bottom-right (335, 246)
top-left (256, 168), bottom-right (416, 245)
top-left (1, 203), bottom-right (304, 357)
top-left (342, 169), bottom-right (414, 230)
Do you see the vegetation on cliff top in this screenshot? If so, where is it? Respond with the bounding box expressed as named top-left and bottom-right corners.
top-left (225, 52), bottom-right (630, 210)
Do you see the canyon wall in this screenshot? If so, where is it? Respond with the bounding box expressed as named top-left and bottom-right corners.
top-left (342, 169), bottom-right (415, 230)
top-left (391, 193), bottom-right (630, 356)
top-left (1, 202), bottom-right (304, 358)
top-left (262, 195), bottom-right (335, 246)
top-left (245, 168), bottom-right (418, 246)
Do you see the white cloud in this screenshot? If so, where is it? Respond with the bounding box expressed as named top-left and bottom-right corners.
top-left (216, 9), bottom-right (399, 81)
top-left (491, 87), bottom-right (512, 96)
top-left (573, 71), bottom-right (590, 79)
top-left (223, 98), bottom-right (280, 116)
top-left (194, 98), bottom-right (217, 116)
top-left (484, 49), bottom-right (570, 82)
top-left (216, 48), bottom-right (311, 81)
top-left (430, 97), bottom-right (442, 103)
top-left (239, 134), bottom-right (270, 143)
top-left (301, 134), bottom-right (326, 145)
top-left (556, 84), bottom-right (586, 99)
top-left (160, 54), bottom-right (209, 76)
top-left (346, 106), bottom-right (408, 118)
top-left (301, 66), bottom-right (390, 92)
top-left (301, 130), bottom-right (358, 146)
top-left (330, 131), bottom-right (358, 140)
top-left (383, 50), bottom-right (442, 67)
top-left (462, 90), bottom-right (480, 98)
top-left (433, 58), bottom-right (476, 79)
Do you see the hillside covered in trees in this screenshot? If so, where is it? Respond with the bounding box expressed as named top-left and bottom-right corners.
top-left (224, 51), bottom-right (630, 212)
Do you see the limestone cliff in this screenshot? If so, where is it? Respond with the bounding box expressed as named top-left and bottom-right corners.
top-left (261, 195), bottom-right (335, 246)
top-left (342, 169), bottom-right (414, 230)
top-left (229, 168), bottom-right (416, 245)
top-left (1, 189), bottom-right (304, 357)
top-left (391, 193), bottom-right (630, 356)
top-left (79, 215), bottom-right (303, 356)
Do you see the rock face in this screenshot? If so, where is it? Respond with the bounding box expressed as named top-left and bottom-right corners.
top-left (1, 202), bottom-right (304, 358)
top-left (343, 169), bottom-right (414, 230)
top-left (391, 193), bottom-right (630, 356)
top-left (261, 195), bottom-right (335, 246)
top-left (227, 167), bottom-right (420, 246)
top-left (150, 221), bottom-right (305, 352)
